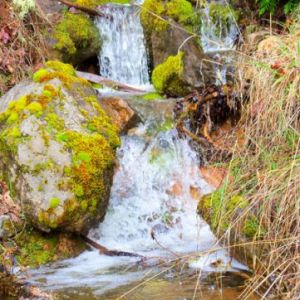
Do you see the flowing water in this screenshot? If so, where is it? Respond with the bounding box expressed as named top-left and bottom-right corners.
top-left (27, 115), bottom-right (248, 299)
top-left (200, 3), bottom-right (239, 84)
top-left (95, 4), bottom-right (150, 87)
top-left (21, 2), bottom-right (253, 299)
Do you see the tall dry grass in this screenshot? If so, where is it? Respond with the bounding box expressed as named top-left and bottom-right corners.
top-left (216, 15), bottom-right (300, 299)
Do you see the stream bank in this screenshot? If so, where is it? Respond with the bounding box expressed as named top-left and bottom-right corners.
top-left (1, 0), bottom-right (299, 299)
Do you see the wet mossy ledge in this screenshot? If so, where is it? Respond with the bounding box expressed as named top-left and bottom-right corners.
top-left (0, 61), bottom-right (120, 234)
top-left (141, 0), bottom-right (240, 35)
top-left (141, 0), bottom-right (200, 34)
top-left (152, 51), bottom-right (189, 97)
top-left (52, 12), bottom-right (101, 64)
top-left (15, 227), bottom-right (87, 268)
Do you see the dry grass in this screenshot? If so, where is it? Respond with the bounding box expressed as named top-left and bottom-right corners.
top-left (0, 0), bottom-right (49, 95)
top-left (214, 17), bottom-right (300, 299)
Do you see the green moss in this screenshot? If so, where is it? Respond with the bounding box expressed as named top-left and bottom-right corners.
top-left (49, 197), bottom-right (61, 209)
top-left (1, 63), bottom-right (120, 232)
top-left (243, 216), bottom-right (266, 238)
top-left (45, 60), bottom-right (76, 76)
top-left (33, 69), bottom-right (49, 83)
top-left (26, 102), bottom-right (43, 115)
top-left (141, 0), bottom-right (167, 33)
top-left (142, 92), bottom-right (164, 101)
top-left (14, 228), bottom-right (87, 268)
top-left (32, 62), bottom-right (90, 89)
top-left (141, 0), bottom-right (199, 34)
top-left (199, 189), bottom-right (248, 230)
top-left (152, 51), bottom-right (188, 96)
top-left (74, 184), bottom-right (84, 197)
top-left (52, 12), bottom-right (100, 61)
top-left (7, 112), bottom-right (19, 124)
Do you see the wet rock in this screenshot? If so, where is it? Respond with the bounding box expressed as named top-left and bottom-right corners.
top-left (166, 181), bottom-right (183, 197)
top-left (147, 26), bottom-right (215, 96)
top-left (99, 96), bottom-right (141, 133)
top-left (199, 166), bottom-right (228, 189)
top-left (0, 61), bottom-right (120, 234)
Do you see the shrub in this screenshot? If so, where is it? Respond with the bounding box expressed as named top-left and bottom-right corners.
top-left (256, 0), bottom-right (299, 15)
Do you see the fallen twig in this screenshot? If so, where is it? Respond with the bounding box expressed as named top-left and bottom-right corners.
top-left (81, 235), bottom-right (144, 257)
top-left (76, 71), bottom-right (146, 93)
top-left (57, 0), bottom-right (104, 17)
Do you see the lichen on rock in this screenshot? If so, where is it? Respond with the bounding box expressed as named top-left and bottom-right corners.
top-left (0, 61), bottom-right (120, 234)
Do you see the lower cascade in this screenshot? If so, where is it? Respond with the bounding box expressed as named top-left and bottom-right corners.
top-left (95, 4), bottom-right (150, 87)
top-left (27, 119), bottom-right (246, 297)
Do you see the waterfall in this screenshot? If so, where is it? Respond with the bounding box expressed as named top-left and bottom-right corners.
top-left (200, 3), bottom-right (239, 84)
top-left (95, 4), bottom-right (150, 87)
top-left (27, 119), bottom-right (246, 297)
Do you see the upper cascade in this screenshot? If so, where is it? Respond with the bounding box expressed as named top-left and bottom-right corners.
top-left (200, 1), bottom-right (239, 84)
top-left (95, 3), bottom-right (150, 87)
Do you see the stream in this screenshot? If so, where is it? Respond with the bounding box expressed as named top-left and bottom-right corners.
top-left (23, 1), bottom-right (256, 299)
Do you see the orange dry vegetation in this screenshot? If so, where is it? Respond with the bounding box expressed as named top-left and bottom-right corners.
top-left (0, 0), bottom-right (48, 95)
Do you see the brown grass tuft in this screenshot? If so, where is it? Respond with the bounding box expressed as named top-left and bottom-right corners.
top-left (217, 17), bottom-right (300, 299)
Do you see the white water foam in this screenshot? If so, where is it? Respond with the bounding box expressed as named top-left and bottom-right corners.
top-left (200, 3), bottom-right (239, 84)
top-left (96, 4), bottom-right (150, 87)
top-left (26, 122), bottom-right (245, 295)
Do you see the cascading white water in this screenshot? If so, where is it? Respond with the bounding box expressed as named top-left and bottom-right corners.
top-left (95, 4), bottom-right (150, 87)
top-left (27, 119), bottom-right (246, 297)
top-left (200, 2), bottom-right (239, 84)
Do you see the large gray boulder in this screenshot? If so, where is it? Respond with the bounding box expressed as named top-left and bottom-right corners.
top-left (0, 61), bottom-right (120, 234)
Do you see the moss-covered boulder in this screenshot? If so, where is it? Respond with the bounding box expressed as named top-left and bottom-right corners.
top-left (141, 0), bottom-right (214, 97)
top-left (50, 12), bottom-right (101, 64)
top-left (0, 61), bottom-right (120, 234)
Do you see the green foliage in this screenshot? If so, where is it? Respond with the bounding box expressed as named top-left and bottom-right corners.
top-left (256, 0), bottom-right (299, 15)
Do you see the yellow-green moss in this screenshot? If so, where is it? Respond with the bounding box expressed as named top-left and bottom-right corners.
top-left (45, 60), bottom-right (76, 76)
top-left (152, 51), bottom-right (188, 96)
top-left (199, 189), bottom-right (248, 231)
top-left (49, 197), bottom-right (61, 209)
top-left (73, 0), bottom-right (130, 8)
top-left (14, 228), bottom-right (87, 268)
top-left (141, 0), bottom-right (199, 33)
top-left (243, 216), bottom-right (266, 238)
top-left (26, 102), bottom-right (43, 115)
top-left (32, 61), bottom-right (91, 89)
top-left (141, 92), bottom-right (164, 101)
top-left (1, 62), bottom-right (120, 233)
top-left (52, 12), bottom-right (100, 61)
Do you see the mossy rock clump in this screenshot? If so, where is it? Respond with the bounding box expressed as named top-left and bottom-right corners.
top-left (141, 0), bottom-right (200, 34)
top-left (52, 12), bottom-right (101, 64)
top-left (0, 61), bottom-right (120, 234)
top-left (198, 188), bottom-right (265, 239)
top-left (152, 51), bottom-right (189, 97)
top-left (15, 227), bottom-right (87, 268)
